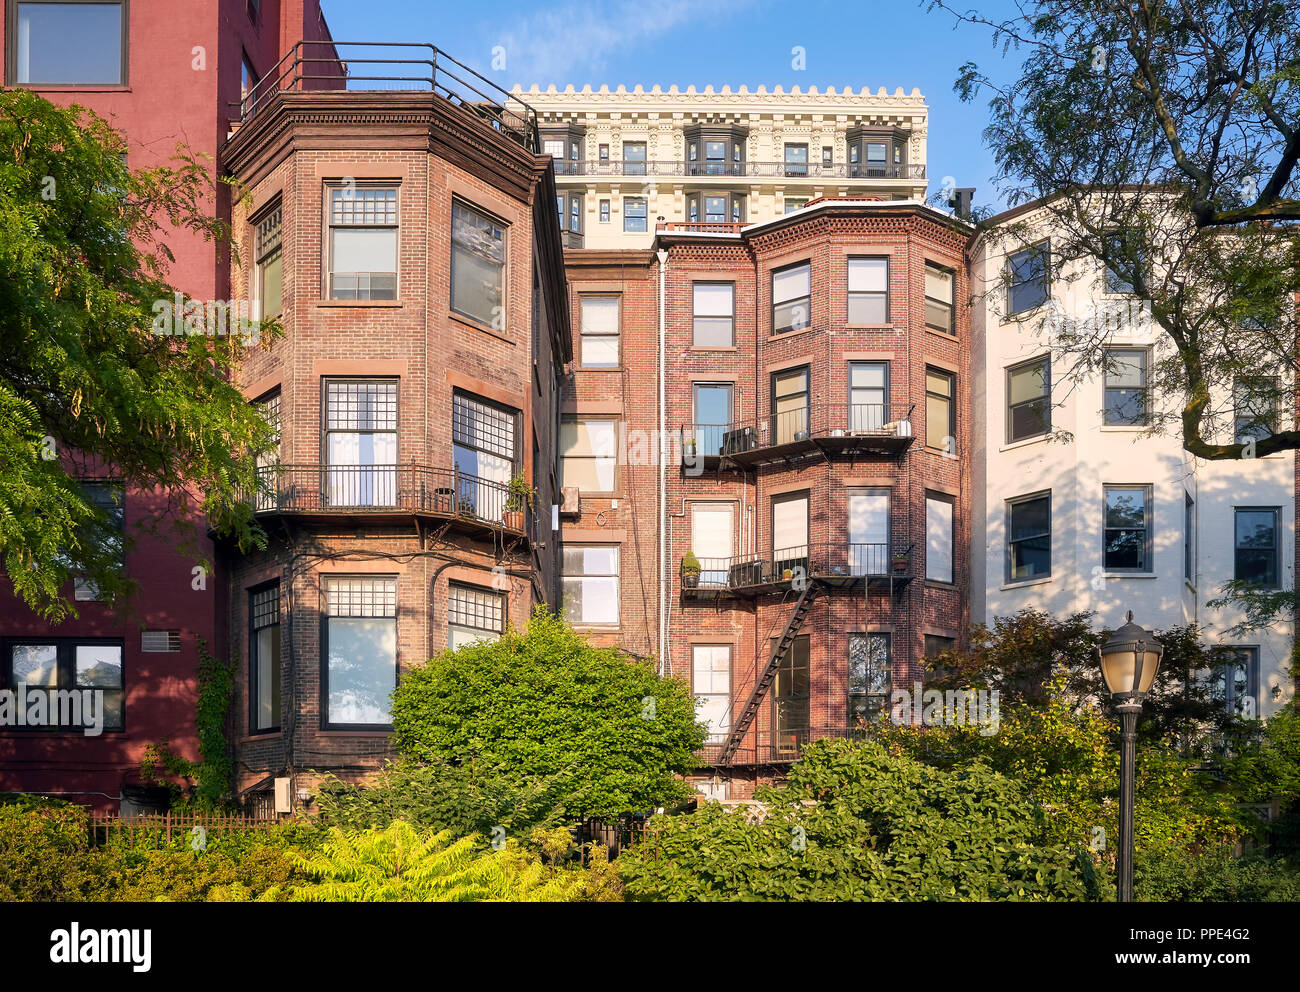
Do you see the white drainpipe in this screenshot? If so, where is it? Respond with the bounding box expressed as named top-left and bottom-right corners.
top-left (656, 247), bottom-right (669, 675)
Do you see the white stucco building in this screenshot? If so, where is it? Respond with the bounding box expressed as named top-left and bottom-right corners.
top-left (517, 83), bottom-right (930, 248)
top-left (970, 201), bottom-right (1295, 718)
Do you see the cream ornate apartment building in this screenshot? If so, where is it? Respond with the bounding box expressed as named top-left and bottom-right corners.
top-left (517, 83), bottom-right (929, 248)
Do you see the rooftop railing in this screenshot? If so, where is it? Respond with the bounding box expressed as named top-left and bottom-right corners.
top-left (236, 40), bottom-right (538, 151)
top-left (550, 160), bottom-right (927, 180)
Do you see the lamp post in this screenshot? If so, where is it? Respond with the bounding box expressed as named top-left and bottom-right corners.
top-left (1097, 611), bottom-right (1164, 902)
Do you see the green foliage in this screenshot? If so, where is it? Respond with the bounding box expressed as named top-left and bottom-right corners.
top-left (504, 473), bottom-right (536, 511)
top-left (1135, 850), bottom-right (1300, 903)
top-left (1225, 706), bottom-right (1300, 804)
top-left (314, 758), bottom-right (574, 838)
top-left (681, 551), bottom-right (700, 574)
top-left (0, 799), bottom-right (107, 901)
top-left (0, 89), bottom-right (279, 620)
top-left (620, 740), bottom-right (1093, 901)
top-left (391, 608), bottom-right (706, 819)
top-left (265, 821), bottom-right (618, 902)
top-left (90, 846), bottom-right (302, 902)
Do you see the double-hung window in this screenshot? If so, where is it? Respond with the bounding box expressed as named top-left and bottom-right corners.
top-left (772, 367), bottom-right (810, 445)
top-left (926, 493), bottom-right (955, 584)
top-left (1216, 647), bottom-right (1260, 718)
top-left (1103, 485), bottom-right (1152, 572)
top-left (622, 142), bottom-right (647, 176)
top-left (849, 361), bottom-right (888, 432)
top-left (783, 144), bottom-right (808, 177)
top-left (847, 257), bottom-right (888, 324)
top-left (925, 367), bottom-right (956, 452)
top-left (623, 197), bottom-right (647, 233)
top-left (562, 546), bottom-right (619, 626)
top-left (250, 584), bottom-right (281, 734)
top-left (1234, 376), bottom-right (1278, 444)
top-left (9, 1), bottom-right (128, 85)
top-left (448, 583), bottom-right (505, 649)
top-left (925, 263), bottom-right (955, 335)
top-left (1103, 348), bottom-right (1148, 425)
top-left (848, 633), bottom-right (890, 729)
top-left (772, 261), bottom-right (811, 334)
top-left (692, 645), bottom-right (731, 743)
top-left (1006, 242), bottom-right (1050, 315)
top-left (324, 379), bottom-right (398, 507)
top-left (1007, 356), bottom-right (1051, 442)
top-left (690, 503), bottom-right (733, 588)
top-left (1008, 492), bottom-right (1051, 582)
top-left (692, 383), bottom-right (733, 459)
top-left (692, 282), bottom-right (734, 347)
top-left (452, 391), bottom-right (517, 520)
top-left (327, 185), bottom-right (398, 300)
top-left (322, 576), bottom-right (397, 728)
top-left (1235, 507), bottom-right (1280, 588)
top-left (451, 201), bottom-right (506, 326)
top-left (579, 296), bottom-right (620, 367)
top-left (254, 200), bottom-right (283, 318)
top-left (560, 418), bottom-right (617, 493)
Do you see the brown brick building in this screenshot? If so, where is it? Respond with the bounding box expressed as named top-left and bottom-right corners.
top-left (219, 57), bottom-right (570, 806)
top-left (560, 200), bottom-right (972, 797)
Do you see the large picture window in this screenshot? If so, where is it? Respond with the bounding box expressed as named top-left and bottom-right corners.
top-left (451, 200), bottom-right (506, 325)
top-left (249, 584), bottom-right (280, 734)
top-left (327, 185), bottom-right (398, 300)
top-left (322, 576), bottom-right (397, 728)
top-left (8, 1), bottom-right (127, 85)
top-left (3, 639), bottom-right (124, 732)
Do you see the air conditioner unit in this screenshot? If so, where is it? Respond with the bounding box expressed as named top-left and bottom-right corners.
top-left (559, 486), bottom-right (581, 517)
top-left (273, 777), bottom-right (293, 814)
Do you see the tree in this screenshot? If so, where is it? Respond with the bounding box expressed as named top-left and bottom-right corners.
top-left (0, 90), bottom-right (277, 620)
top-left (390, 609), bottom-right (707, 820)
top-left (934, 0), bottom-right (1300, 460)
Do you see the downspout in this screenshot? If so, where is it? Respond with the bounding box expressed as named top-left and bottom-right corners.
top-left (657, 247), bottom-right (669, 675)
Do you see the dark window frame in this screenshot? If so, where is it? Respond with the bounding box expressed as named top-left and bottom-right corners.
top-left (1006, 354), bottom-right (1051, 443)
top-left (1234, 506), bottom-right (1281, 589)
top-left (925, 366), bottom-right (956, 452)
top-left (924, 262), bottom-right (955, 335)
top-left (248, 581), bottom-right (281, 735)
top-left (771, 259), bottom-right (812, 335)
top-left (848, 632), bottom-right (891, 731)
top-left (1, 637), bottom-right (125, 733)
top-left (1103, 347), bottom-right (1149, 426)
top-left (6, 0), bottom-right (130, 87)
top-left (319, 574), bottom-right (398, 731)
top-left (1103, 484), bottom-right (1154, 574)
top-left (1006, 240), bottom-right (1051, 316)
top-left (771, 365), bottom-right (811, 446)
top-left (1007, 491), bottom-right (1052, 584)
top-left (450, 197), bottom-right (507, 326)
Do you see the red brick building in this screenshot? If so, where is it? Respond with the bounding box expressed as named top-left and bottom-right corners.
top-left (560, 200), bottom-right (972, 797)
top-left (0, 0), bottom-right (333, 811)
top-left (219, 53), bottom-right (570, 808)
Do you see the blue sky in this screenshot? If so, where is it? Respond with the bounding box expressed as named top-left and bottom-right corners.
top-left (318, 0), bottom-right (1027, 210)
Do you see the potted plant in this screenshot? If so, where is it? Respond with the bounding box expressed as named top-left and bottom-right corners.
top-left (682, 551), bottom-right (701, 588)
top-left (782, 567), bottom-right (794, 581)
top-left (503, 473), bottom-right (536, 532)
top-left (892, 552), bottom-right (908, 573)
top-left (682, 436), bottom-right (698, 460)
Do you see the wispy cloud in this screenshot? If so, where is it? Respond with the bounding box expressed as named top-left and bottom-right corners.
top-left (491, 0), bottom-right (758, 86)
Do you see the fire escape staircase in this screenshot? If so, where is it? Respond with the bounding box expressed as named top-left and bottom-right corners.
top-left (719, 579), bottom-right (821, 765)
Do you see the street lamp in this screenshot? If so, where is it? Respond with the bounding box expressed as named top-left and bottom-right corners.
top-left (1098, 611), bottom-right (1164, 902)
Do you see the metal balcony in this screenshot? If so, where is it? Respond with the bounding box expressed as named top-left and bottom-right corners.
top-left (680, 542), bottom-right (912, 599)
top-left (550, 161), bottom-right (927, 180)
top-left (698, 725), bottom-right (876, 767)
top-left (249, 464), bottom-right (530, 538)
top-left (681, 403), bottom-right (915, 471)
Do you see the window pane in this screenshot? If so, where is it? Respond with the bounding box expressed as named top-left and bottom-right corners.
top-left (451, 203), bottom-right (505, 324)
top-left (773, 263), bottom-right (811, 304)
top-left (1007, 246), bottom-right (1049, 314)
top-left (332, 228), bottom-right (397, 274)
top-left (926, 497), bottom-right (953, 583)
top-left (925, 266), bottom-right (952, 302)
top-left (848, 294), bottom-right (887, 324)
top-left (1009, 496), bottom-right (1050, 579)
top-left (581, 297), bottom-right (620, 333)
top-left (11, 645), bottom-right (58, 687)
top-left (327, 618), bottom-right (396, 725)
top-left (16, 3), bottom-right (124, 84)
top-left (848, 257), bottom-right (887, 293)
top-left (693, 317), bottom-right (733, 347)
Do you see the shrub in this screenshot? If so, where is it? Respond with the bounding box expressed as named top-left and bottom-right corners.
top-left (391, 608), bottom-right (706, 819)
top-left (619, 740), bottom-right (1092, 901)
top-left (1136, 850), bottom-right (1300, 902)
top-left (0, 799), bottom-right (110, 901)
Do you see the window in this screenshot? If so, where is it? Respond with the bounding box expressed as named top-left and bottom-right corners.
top-left (253, 391), bottom-right (280, 511)
top-left (783, 197), bottom-right (808, 214)
top-left (772, 634), bottom-right (810, 755)
top-left (623, 197), bottom-right (647, 233)
top-left (72, 482), bottom-right (124, 601)
top-left (926, 493), bottom-right (954, 584)
top-left (1007, 356), bottom-right (1051, 442)
top-left (1008, 492), bottom-right (1051, 582)
top-left (822, 146), bottom-right (833, 167)
top-left (705, 141), bottom-right (728, 176)
top-left (692, 383), bottom-right (733, 458)
top-left (925, 263), bottom-right (954, 335)
top-left (925, 367), bottom-right (956, 452)
top-left (448, 583), bottom-right (505, 649)
top-left (1103, 486), bottom-right (1152, 572)
top-left (327, 185), bottom-right (398, 300)
top-left (772, 261), bottom-right (811, 334)
top-left (848, 362), bottom-right (888, 432)
top-left (579, 296), bottom-right (619, 367)
top-left (562, 546), bottom-right (619, 626)
top-left (690, 503), bottom-right (733, 587)
top-left (241, 52), bottom-right (259, 115)
top-left (848, 488), bottom-right (890, 576)
top-left (1235, 508), bottom-right (1280, 588)
top-left (9, 1), bottom-right (127, 85)
top-left (1185, 492), bottom-right (1195, 583)
top-left (560, 418), bottom-right (617, 493)
top-left (450, 200), bottom-right (506, 325)
top-left (692, 282), bottom-right (734, 347)
top-left (597, 144), bottom-right (609, 164)
top-left (1103, 229), bottom-right (1144, 294)
top-left (622, 142), bottom-right (647, 176)
top-left (1234, 376), bottom-right (1278, 443)
top-left (452, 391), bottom-right (517, 519)
top-left (322, 576), bottom-right (397, 728)
top-left (558, 194), bottom-right (582, 234)
top-left (924, 635), bottom-right (956, 660)
top-left (847, 257), bottom-right (888, 323)
top-left (1103, 348), bottom-right (1148, 425)
top-left (848, 633), bottom-right (890, 729)
top-left (783, 143), bottom-right (808, 177)
top-left (772, 366), bottom-right (810, 445)
top-left (3, 640), bottom-right (123, 731)
top-left (254, 201), bottom-right (282, 318)
top-left (249, 584), bottom-right (280, 734)
top-left (324, 379), bottom-right (398, 507)
top-left (247, 0), bottom-right (259, 21)
top-left (692, 645), bottom-right (731, 742)
top-left (1215, 647), bottom-right (1260, 718)
top-left (772, 491), bottom-right (810, 576)
top-left (1007, 242), bottom-right (1050, 315)
top-left (599, 199), bottom-right (610, 223)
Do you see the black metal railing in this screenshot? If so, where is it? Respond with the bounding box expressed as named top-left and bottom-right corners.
top-left (251, 463), bottom-right (529, 534)
top-left (681, 542), bottom-right (909, 591)
top-left (236, 41), bottom-right (538, 151)
top-left (698, 725), bottom-right (876, 766)
top-left (681, 403), bottom-right (914, 461)
top-left (550, 161), bottom-right (927, 180)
